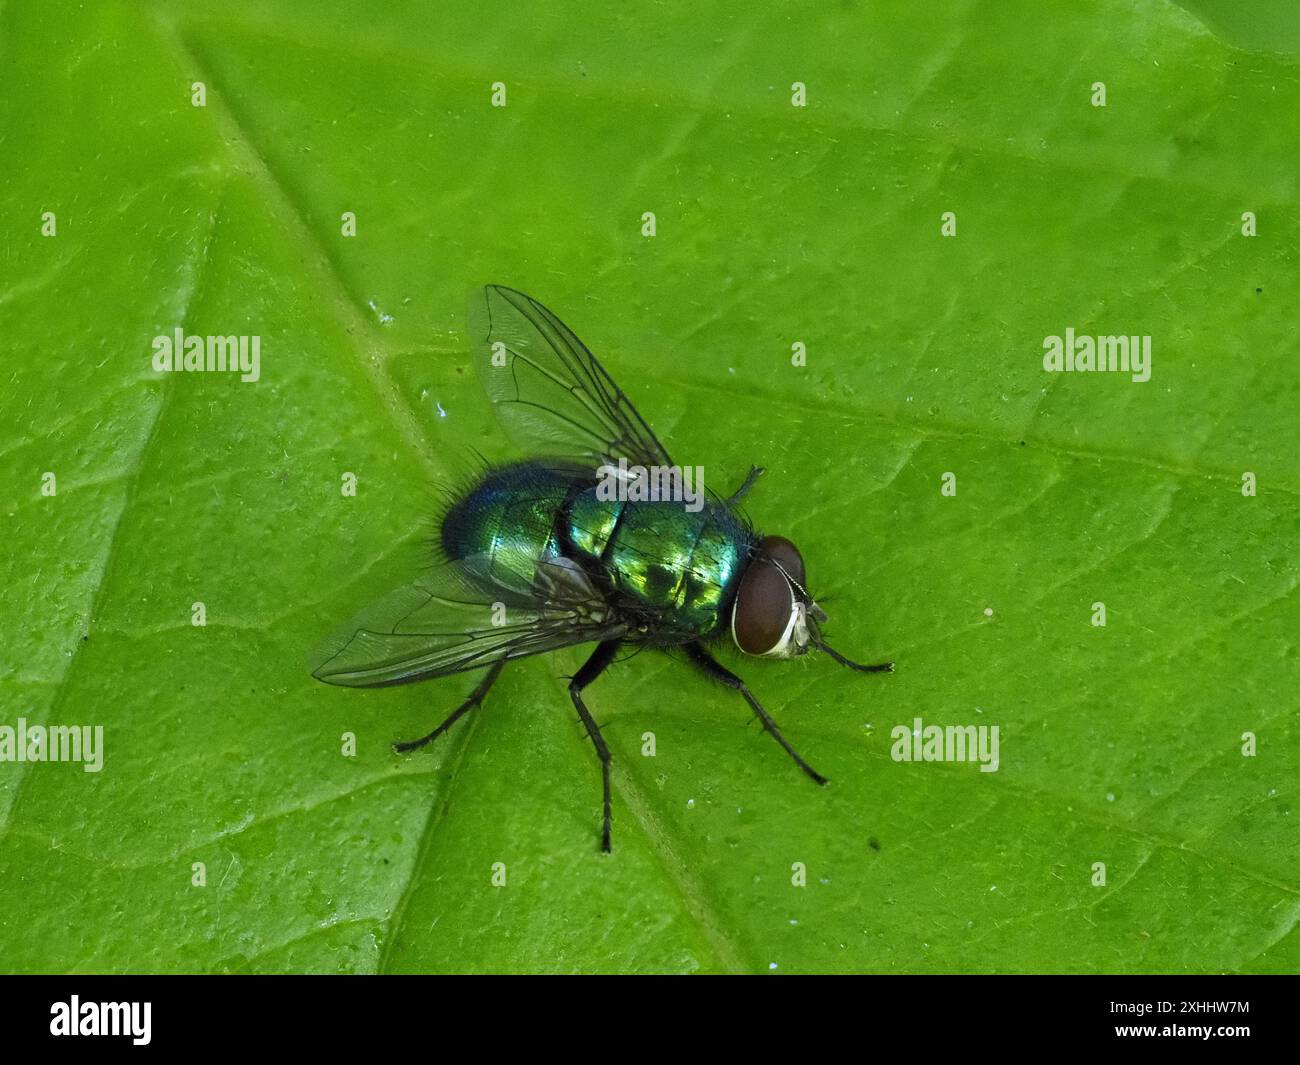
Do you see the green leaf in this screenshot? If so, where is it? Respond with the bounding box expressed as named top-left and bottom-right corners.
top-left (1, 0), bottom-right (1296, 974)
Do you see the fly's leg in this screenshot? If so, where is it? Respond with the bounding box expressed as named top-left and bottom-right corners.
top-left (685, 643), bottom-right (827, 785)
top-left (569, 638), bottom-right (622, 853)
top-left (815, 640), bottom-right (894, 674)
top-left (726, 465), bottom-right (765, 506)
top-left (393, 659), bottom-right (505, 753)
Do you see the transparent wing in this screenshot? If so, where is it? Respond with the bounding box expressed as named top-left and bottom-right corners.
top-left (469, 285), bottom-right (674, 468)
top-left (310, 554), bottom-right (626, 688)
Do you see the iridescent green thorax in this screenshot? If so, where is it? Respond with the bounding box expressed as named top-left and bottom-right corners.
top-left (574, 487), bottom-right (752, 637)
top-left (442, 461), bottom-right (756, 640)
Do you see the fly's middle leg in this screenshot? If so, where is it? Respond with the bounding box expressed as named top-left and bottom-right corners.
top-left (569, 638), bottom-right (623, 853)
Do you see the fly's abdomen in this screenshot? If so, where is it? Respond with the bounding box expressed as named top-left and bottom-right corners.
top-left (441, 462), bottom-right (591, 589)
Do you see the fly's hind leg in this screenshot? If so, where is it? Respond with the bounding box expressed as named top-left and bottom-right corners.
top-left (393, 659), bottom-right (506, 753)
top-left (685, 643), bottom-right (827, 785)
top-left (568, 638), bottom-right (623, 853)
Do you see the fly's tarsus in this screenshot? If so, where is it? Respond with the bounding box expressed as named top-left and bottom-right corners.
top-left (813, 636), bottom-right (894, 674)
top-left (393, 659), bottom-right (506, 752)
top-left (684, 643), bottom-right (829, 786)
top-left (726, 465), bottom-right (765, 506)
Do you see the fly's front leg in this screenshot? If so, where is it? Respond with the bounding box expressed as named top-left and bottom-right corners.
top-left (726, 465), bottom-right (765, 507)
top-left (393, 659), bottom-right (505, 753)
top-left (569, 638), bottom-right (623, 853)
top-left (816, 640), bottom-right (894, 674)
top-left (684, 643), bottom-right (827, 785)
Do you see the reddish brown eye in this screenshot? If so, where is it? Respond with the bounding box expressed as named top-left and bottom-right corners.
top-left (761, 535), bottom-right (806, 589)
top-left (732, 536), bottom-right (807, 655)
top-left (732, 558), bottom-right (793, 654)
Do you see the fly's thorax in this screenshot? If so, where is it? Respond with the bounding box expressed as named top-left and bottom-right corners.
top-left (581, 494), bottom-right (751, 638)
top-left (565, 486), bottom-right (624, 559)
top-left (731, 536), bottom-right (815, 658)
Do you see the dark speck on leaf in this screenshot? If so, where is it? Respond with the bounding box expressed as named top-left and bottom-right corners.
top-left (868, 837), bottom-right (881, 851)
top-left (1256, 287), bottom-right (1263, 294)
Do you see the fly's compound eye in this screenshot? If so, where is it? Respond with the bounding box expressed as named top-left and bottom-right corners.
top-left (731, 536), bottom-right (810, 658)
top-left (761, 535), bottom-right (806, 589)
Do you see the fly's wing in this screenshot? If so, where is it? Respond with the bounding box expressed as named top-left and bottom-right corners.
top-left (310, 554), bottom-right (626, 688)
top-left (468, 285), bottom-right (674, 468)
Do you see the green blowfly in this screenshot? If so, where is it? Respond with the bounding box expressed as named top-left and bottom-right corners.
top-left (311, 286), bottom-right (892, 852)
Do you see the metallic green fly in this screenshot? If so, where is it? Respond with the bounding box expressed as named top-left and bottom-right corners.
top-left (311, 286), bottom-right (892, 852)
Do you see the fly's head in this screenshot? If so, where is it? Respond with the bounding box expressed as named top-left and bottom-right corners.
top-left (731, 535), bottom-right (891, 673)
top-left (730, 536), bottom-right (821, 660)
